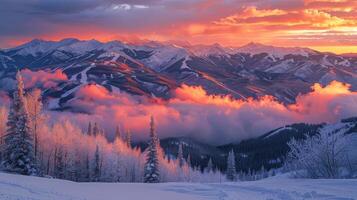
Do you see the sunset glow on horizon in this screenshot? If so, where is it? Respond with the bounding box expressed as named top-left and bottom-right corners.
top-left (0, 0), bottom-right (356, 54)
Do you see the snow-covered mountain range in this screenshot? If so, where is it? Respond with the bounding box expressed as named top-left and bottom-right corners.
top-left (0, 38), bottom-right (356, 109)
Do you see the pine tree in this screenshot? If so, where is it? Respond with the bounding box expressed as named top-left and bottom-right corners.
top-left (87, 122), bottom-right (92, 136)
top-left (84, 154), bottom-right (90, 181)
top-left (115, 154), bottom-right (121, 182)
top-left (92, 122), bottom-right (99, 136)
top-left (125, 129), bottom-right (131, 147)
top-left (25, 89), bottom-right (44, 160)
top-left (2, 72), bottom-right (38, 175)
top-left (186, 154), bottom-right (192, 169)
top-left (100, 128), bottom-right (105, 136)
top-left (206, 158), bottom-right (213, 173)
top-left (0, 107), bottom-right (8, 162)
top-left (144, 116), bottom-right (160, 183)
top-left (226, 149), bottom-right (236, 181)
top-left (177, 142), bottom-right (184, 168)
top-left (92, 145), bottom-right (101, 182)
top-left (115, 125), bottom-right (121, 139)
top-left (54, 147), bottom-right (65, 179)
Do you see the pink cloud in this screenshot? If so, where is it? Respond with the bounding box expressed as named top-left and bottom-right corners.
top-left (55, 81), bottom-right (357, 144)
top-left (21, 69), bottom-right (68, 89)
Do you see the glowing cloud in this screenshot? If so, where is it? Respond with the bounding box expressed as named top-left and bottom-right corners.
top-left (21, 69), bottom-right (68, 89)
top-left (60, 81), bottom-right (357, 144)
top-left (1, 0), bottom-right (356, 53)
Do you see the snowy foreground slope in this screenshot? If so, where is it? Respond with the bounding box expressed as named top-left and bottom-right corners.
top-left (1, 173), bottom-right (357, 200)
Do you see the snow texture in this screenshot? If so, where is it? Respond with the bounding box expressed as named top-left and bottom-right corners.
top-left (236, 42), bottom-right (316, 58)
top-left (0, 172), bottom-right (357, 200)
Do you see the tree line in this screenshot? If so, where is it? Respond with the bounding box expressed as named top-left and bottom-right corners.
top-left (0, 72), bottom-right (231, 183)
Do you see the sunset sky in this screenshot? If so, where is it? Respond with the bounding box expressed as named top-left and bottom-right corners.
top-left (1, 0), bottom-right (356, 53)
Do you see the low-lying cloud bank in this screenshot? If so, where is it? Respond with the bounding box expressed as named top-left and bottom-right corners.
top-left (2, 69), bottom-right (355, 144)
top-left (21, 69), bottom-right (68, 89)
top-left (59, 81), bottom-right (357, 144)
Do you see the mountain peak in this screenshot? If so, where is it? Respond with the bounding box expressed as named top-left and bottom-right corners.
top-left (4, 38), bottom-right (322, 58)
top-left (28, 38), bottom-right (45, 44)
top-left (187, 43), bottom-right (231, 57)
top-left (237, 42), bottom-right (317, 58)
top-left (59, 38), bottom-right (80, 43)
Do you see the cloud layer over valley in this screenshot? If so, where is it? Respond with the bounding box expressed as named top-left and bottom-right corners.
top-left (59, 80), bottom-right (357, 144)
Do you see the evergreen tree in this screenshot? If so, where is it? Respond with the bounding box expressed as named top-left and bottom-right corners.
top-left (92, 145), bottom-right (101, 182)
top-left (2, 72), bottom-right (37, 175)
top-left (226, 149), bottom-right (236, 181)
top-left (87, 122), bottom-right (92, 136)
top-left (144, 116), bottom-right (160, 183)
top-left (84, 154), bottom-right (90, 181)
top-left (54, 147), bottom-right (65, 179)
top-left (177, 142), bottom-right (184, 168)
top-left (115, 154), bottom-right (121, 182)
top-left (92, 122), bottom-right (99, 136)
top-left (125, 129), bottom-right (131, 147)
top-left (205, 158), bottom-right (213, 173)
top-left (0, 107), bottom-right (8, 162)
top-left (186, 154), bottom-right (192, 169)
top-left (25, 89), bottom-right (44, 160)
top-left (115, 125), bottom-right (121, 139)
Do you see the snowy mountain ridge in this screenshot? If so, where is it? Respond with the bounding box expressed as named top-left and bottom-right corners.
top-left (5, 39), bottom-right (319, 58)
top-left (0, 38), bottom-right (356, 108)
top-left (236, 42), bottom-right (318, 58)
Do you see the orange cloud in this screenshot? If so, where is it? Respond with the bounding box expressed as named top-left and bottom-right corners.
top-left (2, 0), bottom-right (356, 53)
top-left (58, 81), bottom-right (357, 144)
top-left (21, 69), bottom-right (68, 89)
top-left (182, 1), bottom-right (357, 52)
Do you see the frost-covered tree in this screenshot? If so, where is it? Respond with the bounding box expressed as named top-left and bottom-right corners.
top-left (87, 122), bottom-right (92, 136)
top-left (92, 122), bottom-right (99, 136)
top-left (0, 107), bottom-right (8, 162)
top-left (26, 89), bottom-right (45, 160)
top-left (226, 149), bottom-right (236, 181)
top-left (92, 145), bottom-right (101, 182)
top-left (115, 125), bottom-right (121, 139)
top-left (205, 158), bottom-right (213, 173)
top-left (187, 154), bottom-right (191, 169)
top-left (144, 116), bottom-right (160, 183)
top-left (84, 154), bottom-right (90, 181)
top-left (2, 72), bottom-right (38, 175)
top-left (287, 129), bottom-right (352, 178)
top-left (177, 142), bottom-right (184, 168)
top-left (54, 146), bottom-right (65, 179)
top-left (125, 129), bottom-right (131, 147)
top-left (100, 128), bottom-right (105, 136)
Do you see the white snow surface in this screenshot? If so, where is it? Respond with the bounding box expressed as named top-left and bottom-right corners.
top-left (5, 38), bottom-right (79, 56)
top-left (1, 172), bottom-right (357, 200)
top-left (264, 126), bottom-right (294, 138)
top-left (187, 44), bottom-right (233, 57)
top-left (58, 40), bottom-right (102, 55)
top-left (236, 42), bottom-right (317, 58)
top-left (140, 44), bottom-right (188, 71)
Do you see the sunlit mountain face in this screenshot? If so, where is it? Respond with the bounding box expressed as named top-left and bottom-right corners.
top-left (0, 38), bottom-right (356, 144)
top-left (0, 0), bottom-right (356, 144)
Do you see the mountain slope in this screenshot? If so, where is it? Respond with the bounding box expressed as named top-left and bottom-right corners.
top-left (134, 118), bottom-right (357, 172)
top-left (0, 39), bottom-right (356, 109)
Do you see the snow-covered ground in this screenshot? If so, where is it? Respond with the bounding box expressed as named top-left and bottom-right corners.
top-left (1, 173), bottom-right (357, 200)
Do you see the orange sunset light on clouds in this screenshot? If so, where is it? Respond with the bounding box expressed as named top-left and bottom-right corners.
top-left (0, 0), bottom-right (356, 54)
